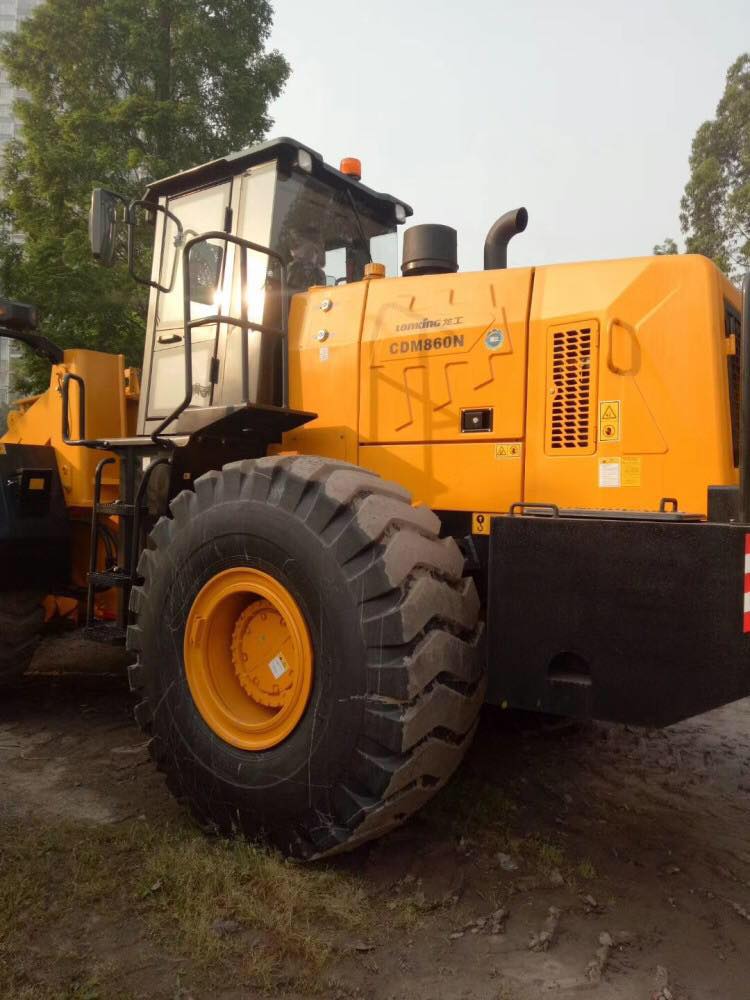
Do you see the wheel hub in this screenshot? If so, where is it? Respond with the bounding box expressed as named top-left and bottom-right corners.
top-left (183, 567), bottom-right (314, 751)
top-left (230, 599), bottom-right (296, 708)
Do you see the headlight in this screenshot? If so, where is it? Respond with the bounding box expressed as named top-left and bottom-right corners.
top-left (297, 149), bottom-right (313, 173)
top-left (394, 203), bottom-right (407, 224)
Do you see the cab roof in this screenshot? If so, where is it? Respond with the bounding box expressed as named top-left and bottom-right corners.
top-left (144, 136), bottom-right (413, 224)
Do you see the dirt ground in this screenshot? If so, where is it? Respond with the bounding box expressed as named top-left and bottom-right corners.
top-left (2, 635), bottom-right (750, 999)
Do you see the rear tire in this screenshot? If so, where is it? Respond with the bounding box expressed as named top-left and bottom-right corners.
top-left (0, 591), bottom-right (44, 686)
top-left (127, 456), bottom-right (484, 859)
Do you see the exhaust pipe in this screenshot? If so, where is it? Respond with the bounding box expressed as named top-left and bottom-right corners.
top-left (739, 274), bottom-right (750, 522)
top-left (484, 207), bottom-right (528, 270)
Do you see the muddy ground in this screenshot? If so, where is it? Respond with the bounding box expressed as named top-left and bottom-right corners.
top-left (2, 635), bottom-right (750, 999)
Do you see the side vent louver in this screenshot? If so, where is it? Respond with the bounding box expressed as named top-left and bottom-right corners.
top-left (545, 322), bottom-right (599, 455)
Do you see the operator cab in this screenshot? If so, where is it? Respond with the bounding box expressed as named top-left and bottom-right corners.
top-left (89, 137), bottom-right (411, 438)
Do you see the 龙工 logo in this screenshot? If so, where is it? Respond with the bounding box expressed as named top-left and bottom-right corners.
top-left (395, 315), bottom-right (463, 334)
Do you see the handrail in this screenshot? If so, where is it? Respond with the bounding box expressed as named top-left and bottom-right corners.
top-left (151, 230), bottom-right (289, 442)
top-left (509, 502), bottom-right (560, 518)
top-left (86, 457), bottom-right (115, 626)
top-left (606, 316), bottom-right (639, 376)
top-left (60, 372), bottom-right (87, 444)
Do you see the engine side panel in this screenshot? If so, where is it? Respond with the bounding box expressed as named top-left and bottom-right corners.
top-left (357, 268), bottom-right (533, 511)
top-left (524, 254), bottom-right (740, 516)
top-left (284, 254), bottom-right (739, 521)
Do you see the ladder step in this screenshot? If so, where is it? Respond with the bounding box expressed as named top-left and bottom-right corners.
top-left (89, 569), bottom-right (133, 588)
top-left (82, 622), bottom-right (127, 646)
top-left (95, 501), bottom-right (145, 517)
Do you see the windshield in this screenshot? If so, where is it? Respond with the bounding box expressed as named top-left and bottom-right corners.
top-left (270, 168), bottom-right (398, 290)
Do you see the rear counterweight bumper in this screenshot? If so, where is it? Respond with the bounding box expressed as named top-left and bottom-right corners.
top-left (487, 514), bottom-right (750, 727)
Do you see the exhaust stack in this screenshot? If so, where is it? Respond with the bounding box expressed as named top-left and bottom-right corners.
top-left (484, 207), bottom-right (528, 270)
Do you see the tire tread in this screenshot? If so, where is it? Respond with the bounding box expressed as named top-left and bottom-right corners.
top-left (127, 455), bottom-right (483, 859)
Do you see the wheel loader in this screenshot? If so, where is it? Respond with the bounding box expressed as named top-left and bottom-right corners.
top-left (1, 136), bottom-right (749, 858)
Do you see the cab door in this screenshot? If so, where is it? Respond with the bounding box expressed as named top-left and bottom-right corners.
top-left (141, 181), bottom-right (233, 432)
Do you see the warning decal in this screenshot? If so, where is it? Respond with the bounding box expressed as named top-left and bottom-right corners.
top-left (621, 456), bottom-right (642, 487)
top-left (472, 512), bottom-right (500, 535)
top-left (495, 442), bottom-right (522, 459)
top-left (598, 458), bottom-right (621, 488)
top-left (744, 534), bottom-right (750, 634)
top-left (599, 400), bottom-right (621, 442)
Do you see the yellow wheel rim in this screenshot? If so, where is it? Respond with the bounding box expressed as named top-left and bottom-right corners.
top-left (183, 567), bottom-right (313, 750)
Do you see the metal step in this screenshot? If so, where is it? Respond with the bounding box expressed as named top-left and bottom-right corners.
top-left (89, 569), bottom-right (133, 588)
top-left (81, 622), bottom-right (127, 646)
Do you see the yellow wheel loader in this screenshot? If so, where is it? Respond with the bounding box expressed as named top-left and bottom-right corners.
top-left (1, 137), bottom-right (748, 858)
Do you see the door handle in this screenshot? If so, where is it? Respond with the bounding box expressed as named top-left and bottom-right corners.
top-left (158, 333), bottom-right (182, 345)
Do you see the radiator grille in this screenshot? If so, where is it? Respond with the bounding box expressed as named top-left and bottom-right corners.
top-left (726, 300), bottom-right (742, 467)
top-left (547, 325), bottom-right (596, 453)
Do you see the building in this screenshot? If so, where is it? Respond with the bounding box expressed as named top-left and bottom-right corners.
top-left (0, 336), bottom-right (22, 407)
top-left (0, 0), bottom-right (42, 152)
top-left (0, 0), bottom-right (43, 405)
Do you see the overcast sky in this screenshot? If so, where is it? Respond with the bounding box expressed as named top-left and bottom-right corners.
top-left (269, 0), bottom-right (747, 273)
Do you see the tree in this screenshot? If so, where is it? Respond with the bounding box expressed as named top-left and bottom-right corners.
top-left (653, 237), bottom-right (678, 256)
top-left (0, 0), bottom-right (289, 393)
top-left (679, 53), bottom-right (750, 281)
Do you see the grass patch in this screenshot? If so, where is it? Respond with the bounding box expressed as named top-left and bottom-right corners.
top-left (423, 771), bottom-right (518, 843)
top-left (0, 816), bottom-right (367, 999)
top-left (419, 770), bottom-right (600, 893)
top-left (577, 859), bottom-right (597, 881)
top-left (526, 836), bottom-right (565, 874)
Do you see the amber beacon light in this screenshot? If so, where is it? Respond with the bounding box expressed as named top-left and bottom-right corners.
top-left (340, 157), bottom-right (362, 180)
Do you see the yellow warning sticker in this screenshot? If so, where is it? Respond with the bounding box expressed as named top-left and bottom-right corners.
top-left (621, 455), bottom-right (642, 487)
top-left (472, 512), bottom-right (500, 535)
top-left (495, 442), bottom-right (522, 459)
top-left (599, 400), bottom-right (621, 443)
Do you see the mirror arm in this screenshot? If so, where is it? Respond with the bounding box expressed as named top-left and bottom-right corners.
top-left (127, 200), bottom-right (184, 293)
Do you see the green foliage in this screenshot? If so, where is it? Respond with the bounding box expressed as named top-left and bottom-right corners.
top-left (0, 0), bottom-right (289, 393)
top-left (680, 53), bottom-right (750, 281)
top-left (653, 237), bottom-right (678, 256)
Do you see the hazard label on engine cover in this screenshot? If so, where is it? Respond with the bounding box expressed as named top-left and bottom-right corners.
top-left (599, 400), bottom-right (621, 442)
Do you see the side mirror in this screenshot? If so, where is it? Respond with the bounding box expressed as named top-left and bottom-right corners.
top-left (89, 189), bottom-right (125, 267)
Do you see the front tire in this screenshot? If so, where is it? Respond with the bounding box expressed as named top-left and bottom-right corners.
top-left (127, 456), bottom-right (484, 859)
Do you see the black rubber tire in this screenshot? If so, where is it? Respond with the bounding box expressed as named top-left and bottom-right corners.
top-left (0, 591), bottom-right (44, 686)
top-left (127, 456), bottom-right (484, 859)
